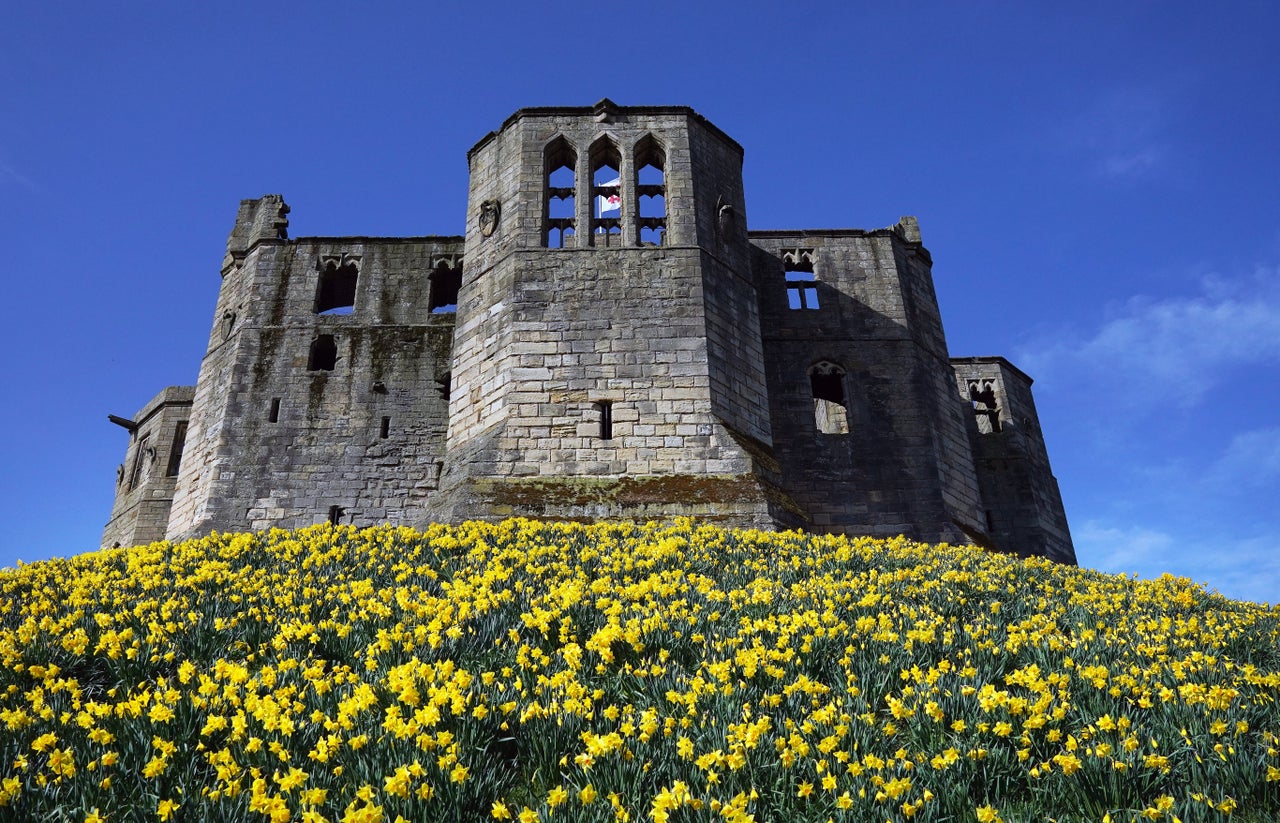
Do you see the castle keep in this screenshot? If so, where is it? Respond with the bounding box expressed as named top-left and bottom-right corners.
top-left (103, 101), bottom-right (1075, 564)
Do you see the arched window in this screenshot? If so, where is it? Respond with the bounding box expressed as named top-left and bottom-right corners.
top-left (429, 261), bottom-right (461, 313)
top-left (308, 335), bottom-right (338, 371)
top-left (544, 137), bottom-right (577, 248)
top-left (967, 379), bottom-right (1002, 433)
top-left (589, 137), bottom-right (622, 247)
top-left (634, 135), bottom-right (666, 246)
top-left (315, 260), bottom-right (358, 314)
top-left (810, 361), bottom-right (849, 434)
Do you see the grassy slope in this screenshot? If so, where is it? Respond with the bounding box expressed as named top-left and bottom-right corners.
top-left (0, 519), bottom-right (1277, 823)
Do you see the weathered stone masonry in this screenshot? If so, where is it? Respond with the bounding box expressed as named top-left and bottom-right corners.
top-left (103, 101), bottom-right (1075, 564)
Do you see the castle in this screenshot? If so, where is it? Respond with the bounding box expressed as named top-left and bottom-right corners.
top-left (103, 101), bottom-right (1075, 564)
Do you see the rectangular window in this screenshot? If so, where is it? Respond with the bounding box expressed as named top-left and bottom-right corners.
top-left (786, 271), bottom-right (820, 310)
top-left (128, 433), bottom-right (150, 490)
top-left (269, 398), bottom-right (281, 423)
top-left (165, 422), bottom-right (188, 477)
top-left (380, 416), bottom-right (390, 439)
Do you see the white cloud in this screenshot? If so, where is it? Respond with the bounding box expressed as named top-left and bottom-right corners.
top-left (1077, 519), bottom-right (1280, 606)
top-left (1205, 426), bottom-right (1280, 489)
top-left (0, 158), bottom-right (40, 193)
top-left (1020, 267), bottom-right (1280, 409)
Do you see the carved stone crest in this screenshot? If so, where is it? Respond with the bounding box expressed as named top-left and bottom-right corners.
top-left (479, 199), bottom-right (501, 237)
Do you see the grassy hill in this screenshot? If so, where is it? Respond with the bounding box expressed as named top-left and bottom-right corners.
top-left (0, 519), bottom-right (1277, 822)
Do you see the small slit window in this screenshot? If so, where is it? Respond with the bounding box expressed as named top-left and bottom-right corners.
top-left (315, 261), bottom-right (358, 315)
top-left (595, 401), bottom-right (614, 440)
top-left (165, 421), bottom-right (188, 477)
top-left (269, 397), bottom-right (281, 423)
top-left (544, 137), bottom-right (577, 248)
top-left (327, 505), bottom-right (344, 525)
top-left (810, 362), bottom-right (849, 435)
top-left (380, 416), bottom-right (390, 439)
top-left (308, 335), bottom-right (338, 371)
top-left (429, 262), bottom-right (461, 313)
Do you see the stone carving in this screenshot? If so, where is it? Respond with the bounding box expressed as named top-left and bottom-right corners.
top-left (479, 200), bottom-right (500, 237)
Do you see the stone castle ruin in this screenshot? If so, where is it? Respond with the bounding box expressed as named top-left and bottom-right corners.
top-left (103, 101), bottom-right (1075, 564)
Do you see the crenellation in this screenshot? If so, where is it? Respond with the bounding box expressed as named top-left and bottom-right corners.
top-left (104, 103), bottom-right (1073, 562)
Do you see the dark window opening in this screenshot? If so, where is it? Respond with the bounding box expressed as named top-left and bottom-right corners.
top-left (810, 362), bottom-right (849, 435)
top-left (428, 263), bottom-right (461, 313)
top-left (327, 505), bottom-right (345, 525)
top-left (128, 433), bottom-right (151, 490)
top-left (269, 397), bottom-right (281, 423)
top-left (308, 335), bottom-right (338, 371)
top-left (968, 379), bottom-right (1002, 434)
top-left (985, 509), bottom-right (996, 532)
top-left (545, 137), bottom-right (577, 248)
top-left (165, 422), bottom-right (188, 477)
top-left (380, 416), bottom-right (390, 439)
top-left (436, 372), bottom-right (451, 402)
top-left (590, 138), bottom-right (622, 246)
top-left (596, 400), bottom-right (614, 440)
top-left (315, 262), bottom-right (358, 315)
top-left (635, 135), bottom-right (666, 246)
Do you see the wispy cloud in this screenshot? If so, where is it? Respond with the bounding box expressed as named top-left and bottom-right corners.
top-left (1070, 87), bottom-right (1172, 181)
top-left (1078, 519), bottom-right (1279, 605)
top-left (1020, 267), bottom-right (1280, 410)
top-left (0, 157), bottom-right (40, 193)
top-left (1204, 426), bottom-right (1280, 490)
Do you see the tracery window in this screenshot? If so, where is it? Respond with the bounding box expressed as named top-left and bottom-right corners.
top-left (635, 135), bottom-right (666, 246)
top-left (590, 137), bottom-right (623, 246)
top-left (783, 248), bottom-right (819, 309)
top-left (544, 137), bottom-right (577, 248)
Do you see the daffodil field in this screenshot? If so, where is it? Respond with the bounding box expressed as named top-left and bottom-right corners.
top-left (1, 520), bottom-right (1278, 823)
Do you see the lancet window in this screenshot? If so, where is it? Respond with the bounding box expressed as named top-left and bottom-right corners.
top-left (635, 135), bottom-right (666, 246)
top-left (544, 137), bottom-right (577, 248)
top-left (590, 137), bottom-right (623, 246)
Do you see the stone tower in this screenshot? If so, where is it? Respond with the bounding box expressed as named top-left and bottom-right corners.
top-left (428, 101), bottom-right (788, 525)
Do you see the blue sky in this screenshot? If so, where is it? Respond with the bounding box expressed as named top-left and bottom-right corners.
top-left (2, 2), bottom-right (1277, 603)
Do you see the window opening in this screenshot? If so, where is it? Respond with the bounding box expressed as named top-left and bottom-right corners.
top-left (635, 135), bottom-right (666, 246)
top-left (595, 400), bottom-right (614, 440)
top-left (436, 372), bottom-right (451, 402)
top-left (810, 362), bottom-right (849, 435)
top-left (380, 416), bottom-right (390, 439)
top-left (968, 380), bottom-right (1002, 433)
top-left (165, 422), bottom-right (188, 477)
top-left (269, 397), bottom-right (281, 423)
top-left (544, 137), bottom-right (577, 248)
top-left (428, 262), bottom-right (461, 313)
top-left (783, 250), bottom-right (819, 310)
top-left (308, 335), bottom-right (338, 371)
top-left (315, 261), bottom-right (358, 315)
top-left (128, 433), bottom-right (151, 490)
top-left (327, 505), bottom-right (345, 525)
top-left (590, 138), bottom-right (622, 246)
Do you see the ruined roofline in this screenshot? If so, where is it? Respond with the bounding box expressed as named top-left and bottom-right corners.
top-left (950, 356), bottom-right (1035, 386)
top-left (467, 99), bottom-right (744, 162)
top-left (289, 235), bottom-right (465, 244)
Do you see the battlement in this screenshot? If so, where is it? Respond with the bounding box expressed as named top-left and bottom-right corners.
top-left (104, 104), bottom-right (1074, 563)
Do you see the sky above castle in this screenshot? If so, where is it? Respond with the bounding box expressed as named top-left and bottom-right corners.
top-left (2, 2), bottom-right (1277, 603)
